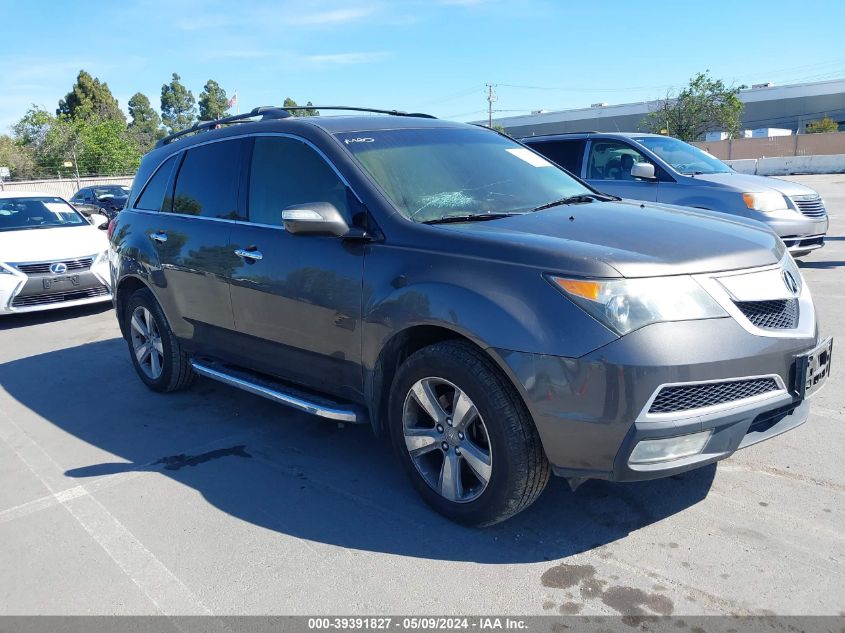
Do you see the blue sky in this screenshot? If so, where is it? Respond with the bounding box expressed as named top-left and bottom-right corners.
top-left (1, 0), bottom-right (843, 131)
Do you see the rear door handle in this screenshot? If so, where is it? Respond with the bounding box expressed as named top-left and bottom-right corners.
top-left (234, 248), bottom-right (263, 261)
top-left (149, 231), bottom-right (168, 243)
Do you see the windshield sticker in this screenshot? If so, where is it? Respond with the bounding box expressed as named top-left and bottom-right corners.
top-left (343, 137), bottom-right (375, 145)
top-left (506, 148), bottom-right (553, 167)
top-left (44, 202), bottom-right (75, 216)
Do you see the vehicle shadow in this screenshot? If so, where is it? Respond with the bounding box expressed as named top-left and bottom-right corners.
top-left (0, 339), bottom-right (715, 564)
top-left (797, 260), bottom-right (845, 269)
top-left (0, 303), bottom-right (111, 330)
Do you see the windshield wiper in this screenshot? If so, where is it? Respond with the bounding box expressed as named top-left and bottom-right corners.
top-left (423, 212), bottom-right (521, 225)
top-left (530, 193), bottom-right (619, 212)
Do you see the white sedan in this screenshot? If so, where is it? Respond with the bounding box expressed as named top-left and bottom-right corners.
top-left (0, 191), bottom-right (112, 315)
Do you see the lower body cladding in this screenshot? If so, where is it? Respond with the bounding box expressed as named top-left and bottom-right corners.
top-left (495, 317), bottom-right (829, 484)
top-left (0, 257), bottom-right (112, 315)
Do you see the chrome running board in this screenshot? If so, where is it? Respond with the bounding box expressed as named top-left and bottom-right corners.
top-left (191, 360), bottom-right (365, 423)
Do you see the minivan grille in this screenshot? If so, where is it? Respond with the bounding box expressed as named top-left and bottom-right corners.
top-left (735, 299), bottom-right (799, 329)
top-left (11, 285), bottom-right (109, 307)
top-left (14, 257), bottom-right (94, 275)
top-left (790, 194), bottom-right (826, 218)
top-left (649, 378), bottom-right (780, 414)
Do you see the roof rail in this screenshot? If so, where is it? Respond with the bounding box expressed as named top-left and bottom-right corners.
top-left (156, 105), bottom-right (436, 147)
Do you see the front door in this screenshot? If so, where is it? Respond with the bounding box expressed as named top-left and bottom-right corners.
top-left (227, 135), bottom-right (365, 402)
top-left (584, 140), bottom-right (659, 201)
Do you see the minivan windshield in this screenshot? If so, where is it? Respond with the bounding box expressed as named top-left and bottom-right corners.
top-left (336, 128), bottom-right (593, 223)
top-left (633, 136), bottom-right (732, 175)
top-left (0, 197), bottom-right (87, 232)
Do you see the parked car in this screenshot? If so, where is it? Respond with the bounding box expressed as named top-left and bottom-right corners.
top-left (70, 185), bottom-right (130, 218)
top-left (109, 108), bottom-right (831, 526)
top-left (0, 192), bottom-right (112, 314)
top-left (521, 132), bottom-right (829, 257)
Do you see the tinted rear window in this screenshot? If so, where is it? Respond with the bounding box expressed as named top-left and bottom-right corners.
top-left (527, 140), bottom-right (585, 174)
top-left (136, 155), bottom-right (177, 211)
top-left (171, 139), bottom-right (245, 219)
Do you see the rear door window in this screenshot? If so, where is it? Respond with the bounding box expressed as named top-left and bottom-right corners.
top-left (136, 155), bottom-right (178, 211)
top-left (529, 140), bottom-right (585, 175)
top-left (171, 139), bottom-right (245, 219)
top-left (247, 136), bottom-right (351, 226)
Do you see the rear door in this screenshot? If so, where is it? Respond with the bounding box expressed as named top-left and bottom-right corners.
top-left (525, 139), bottom-right (586, 177)
top-left (584, 139), bottom-right (659, 201)
top-left (226, 134), bottom-right (365, 402)
top-left (136, 139), bottom-right (246, 355)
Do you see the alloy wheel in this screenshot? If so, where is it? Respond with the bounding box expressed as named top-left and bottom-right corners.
top-left (130, 306), bottom-right (164, 380)
top-left (402, 377), bottom-right (492, 503)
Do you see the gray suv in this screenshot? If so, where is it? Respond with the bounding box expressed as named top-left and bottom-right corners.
top-left (522, 132), bottom-right (829, 256)
top-left (109, 107), bottom-right (832, 526)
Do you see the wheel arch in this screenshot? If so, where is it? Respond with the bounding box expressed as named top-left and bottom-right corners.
top-left (365, 324), bottom-right (530, 438)
top-left (115, 275), bottom-right (152, 339)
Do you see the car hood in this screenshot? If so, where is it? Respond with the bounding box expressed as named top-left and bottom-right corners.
top-left (0, 225), bottom-right (108, 264)
top-left (439, 199), bottom-right (784, 278)
top-left (691, 172), bottom-right (818, 197)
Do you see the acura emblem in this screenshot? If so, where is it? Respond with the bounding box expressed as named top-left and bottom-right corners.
top-left (49, 262), bottom-right (68, 275)
top-left (783, 270), bottom-right (799, 296)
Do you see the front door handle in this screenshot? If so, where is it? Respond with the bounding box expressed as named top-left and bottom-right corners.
top-left (234, 248), bottom-right (263, 261)
top-left (149, 231), bottom-right (168, 243)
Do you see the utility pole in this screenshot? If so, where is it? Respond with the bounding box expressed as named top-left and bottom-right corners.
top-left (486, 83), bottom-right (497, 128)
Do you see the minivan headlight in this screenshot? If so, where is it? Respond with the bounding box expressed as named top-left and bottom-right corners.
top-left (549, 275), bottom-right (727, 335)
top-left (742, 191), bottom-right (788, 212)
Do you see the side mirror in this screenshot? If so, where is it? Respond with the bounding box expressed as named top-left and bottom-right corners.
top-left (631, 162), bottom-right (656, 180)
top-left (282, 202), bottom-right (352, 237)
top-left (97, 221), bottom-right (109, 230)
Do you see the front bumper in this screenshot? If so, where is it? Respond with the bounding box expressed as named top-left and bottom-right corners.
top-left (495, 316), bottom-right (821, 482)
top-left (0, 256), bottom-right (112, 315)
top-left (752, 208), bottom-right (828, 254)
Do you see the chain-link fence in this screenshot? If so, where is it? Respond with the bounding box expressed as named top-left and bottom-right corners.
top-left (0, 174), bottom-right (135, 199)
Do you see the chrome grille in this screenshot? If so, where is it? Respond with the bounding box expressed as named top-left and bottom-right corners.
top-left (11, 285), bottom-right (109, 307)
top-left (735, 299), bottom-right (799, 329)
top-left (649, 378), bottom-right (780, 414)
top-left (14, 257), bottom-right (94, 275)
top-left (790, 194), bottom-right (826, 218)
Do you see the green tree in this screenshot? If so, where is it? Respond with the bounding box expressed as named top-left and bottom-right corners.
top-left (198, 79), bottom-right (230, 121)
top-left (805, 117), bottom-right (839, 134)
top-left (0, 135), bottom-right (37, 180)
top-left (161, 73), bottom-right (197, 133)
top-left (75, 119), bottom-right (141, 175)
top-left (57, 70), bottom-right (125, 123)
top-left (644, 71), bottom-right (746, 141)
top-left (283, 97), bottom-right (319, 117)
top-left (128, 92), bottom-right (164, 152)
top-left (12, 105), bottom-right (55, 147)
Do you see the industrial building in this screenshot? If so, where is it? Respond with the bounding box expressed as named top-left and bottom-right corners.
top-left (495, 78), bottom-right (845, 138)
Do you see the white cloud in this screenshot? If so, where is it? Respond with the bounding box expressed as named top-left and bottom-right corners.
top-left (286, 6), bottom-right (376, 25)
top-left (303, 51), bottom-right (390, 65)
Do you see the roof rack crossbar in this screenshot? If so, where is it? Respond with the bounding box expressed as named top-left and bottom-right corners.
top-left (156, 105), bottom-right (436, 147)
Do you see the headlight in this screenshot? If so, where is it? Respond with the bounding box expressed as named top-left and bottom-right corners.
top-left (0, 263), bottom-right (14, 275)
top-left (549, 275), bottom-right (727, 335)
top-left (742, 191), bottom-right (788, 212)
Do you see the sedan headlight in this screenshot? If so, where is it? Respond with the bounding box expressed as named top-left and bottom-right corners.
top-left (549, 275), bottom-right (727, 335)
top-left (742, 191), bottom-right (788, 212)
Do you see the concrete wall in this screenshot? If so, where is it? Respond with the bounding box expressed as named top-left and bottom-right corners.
top-left (724, 154), bottom-right (845, 176)
top-left (694, 131), bottom-right (845, 160)
top-left (0, 175), bottom-right (134, 199)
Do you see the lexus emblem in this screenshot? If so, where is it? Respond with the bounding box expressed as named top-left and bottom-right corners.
top-left (783, 270), bottom-right (799, 296)
top-left (49, 262), bottom-right (68, 275)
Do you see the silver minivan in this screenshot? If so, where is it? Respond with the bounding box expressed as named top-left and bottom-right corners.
top-left (522, 132), bottom-right (829, 257)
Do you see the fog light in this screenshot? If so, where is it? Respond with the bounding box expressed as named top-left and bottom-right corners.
top-left (628, 431), bottom-right (712, 465)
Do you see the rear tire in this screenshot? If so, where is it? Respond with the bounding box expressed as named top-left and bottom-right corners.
top-left (388, 341), bottom-right (550, 526)
top-left (124, 288), bottom-right (195, 393)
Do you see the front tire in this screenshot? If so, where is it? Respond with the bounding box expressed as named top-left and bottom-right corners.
top-left (388, 341), bottom-right (550, 526)
top-left (124, 288), bottom-right (195, 393)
